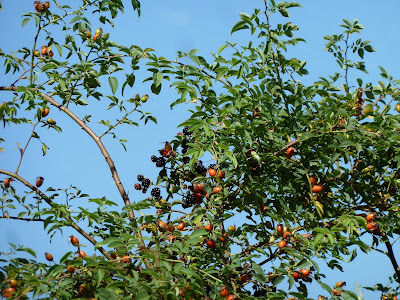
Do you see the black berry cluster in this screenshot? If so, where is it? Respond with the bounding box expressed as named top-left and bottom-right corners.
top-left (142, 178), bottom-right (151, 189)
top-left (135, 175), bottom-right (152, 194)
top-left (183, 126), bottom-right (192, 136)
top-left (156, 157), bottom-right (166, 168)
top-left (194, 160), bottom-right (207, 175)
top-left (182, 193), bottom-right (195, 209)
top-left (151, 187), bottom-right (161, 198)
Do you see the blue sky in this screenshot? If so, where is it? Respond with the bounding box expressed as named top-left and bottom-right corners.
top-left (1, 0), bottom-right (400, 298)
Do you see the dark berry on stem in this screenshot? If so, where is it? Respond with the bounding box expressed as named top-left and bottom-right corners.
top-left (156, 157), bottom-right (166, 168)
top-left (181, 138), bottom-right (189, 148)
top-left (183, 126), bottom-right (192, 136)
top-left (208, 164), bottom-right (217, 170)
top-left (137, 174), bottom-right (144, 182)
top-left (142, 178), bottom-right (151, 188)
top-left (151, 155), bottom-right (158, 162)
top-left (183, 157), bottom-right (190, 164)
top-left (151, 187), bottom-right (161, 198)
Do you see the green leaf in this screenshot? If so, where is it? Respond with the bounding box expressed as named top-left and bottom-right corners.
top-left (108, 77), bottom-right (118, 95)
top-left (181, 267), bottom-right (200, 279)
top-left (272, 275), bottom-right (285, 286)
top-left (153, 71), bottom-right (163, 88)
top-left (231, 20), bottom-right (249, 34)
top-left (135, 292), bottom-right (150, 300)
top-left (190, 228), bottom-right (208, 238)
top-left (347, 248), bottom-right (357, 262)
top-left (22, 18), bottom-right (30, 28)
top-left (97, 269), bottom-right (104, 287)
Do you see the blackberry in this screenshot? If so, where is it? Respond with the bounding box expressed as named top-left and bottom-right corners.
top-left (137, 174), bottom-right (145, 182)
top-left (203, 286), bottom-right (211, 295)
top-left (182, 148), bottom-right (188, 154)
top-left (183, 126), bottom-right (192, 136)
top-left (253, 290), bottom-right (266, 297)
top-left (208, 164), bottom-right (217, 170)
top-left (181, 138), bottom-right (189, 148)
top-left (156, 157), bottom-right (166, 168)
top-left (151, 187), bottom-right (161, 198)
top-left (134, 183), bottom-right (141, 190)
top-left (182, 193), bottom-right (195, 208)
top-left (151, 155), bottom-right (158, 163)
top-left (194, 161), bottom-right (207, 175)
top-left (142, 178), bottom-right (151, 188)
top-left (183, 156), bottom-right (190, 164)
top-left (142, 188), bottom-right (148, 194)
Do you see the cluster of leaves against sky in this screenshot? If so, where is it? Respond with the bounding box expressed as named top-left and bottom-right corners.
top-left (1, 0), bottom-right (400, 299)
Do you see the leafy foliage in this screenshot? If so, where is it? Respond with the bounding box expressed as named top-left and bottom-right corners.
top-left (1, 1), bottom-right (400, 299)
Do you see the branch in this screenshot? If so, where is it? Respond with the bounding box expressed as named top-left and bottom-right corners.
top-left (15, 122), bottom-right (38, 174)
top-left (168, 59), bottom-right (232, 88)
top-left (385, 239), bottom-right (400, 283)
top-left (0, 168), bottom-right (111, 260)
top-left (99, 107), bottom-right (137, 139)
top-left (0, 86), bottom-right (136, 223)
top-left (0, 216), bottom-right (44, 222)
top-left (273, 137), bottom-right (300, 156)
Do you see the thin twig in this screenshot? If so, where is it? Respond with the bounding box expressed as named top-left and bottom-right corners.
top-left (15, 122), bottom-right (38, 174)
top-left (0, 168), bottom-right (111, 259)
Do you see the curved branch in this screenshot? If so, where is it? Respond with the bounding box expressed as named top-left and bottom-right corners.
top-left (0, 86), bottom-right (136, 223)
top-left (0, 168), bottom-right (111, 259)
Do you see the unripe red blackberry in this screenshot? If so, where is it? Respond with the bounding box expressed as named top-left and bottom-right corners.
top-left (151, 187), bottom-right (161, 198)
top-left (151, 155), bottom-right (158, 163)
top-left (134, 183), bottom-right (141, 190)
top-left (137, 174), bottom-right (145, 182)
top-left (156, 157), bottom-right (166, 168)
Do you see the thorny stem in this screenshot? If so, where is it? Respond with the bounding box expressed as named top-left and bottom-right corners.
top-left (0, 168), bottom-right (111, 259)
top-left (15, 122), bottom-right (38, 174)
